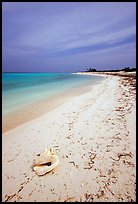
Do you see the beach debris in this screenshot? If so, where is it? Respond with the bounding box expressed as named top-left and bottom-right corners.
top-left (110, 152), bottom-right (133, 162)
top-left (4, 194), bottom-right (16, 202)
top-left (69, 161), bottom-right (76, 166)
top-left (32, 148), bottom-right (59, 176)
top-left (96, 190), bottom-right (105, 198)
top-left (69, 161), bottom-right (79, 168)
top-left (8, 158), bottom-right (16, 163)
top-left (64, 197), bottom-right (75, 202)
top-left (80, 193), bottom-right (94, 202)
top-left (84, 152), bottom-right (97, 170)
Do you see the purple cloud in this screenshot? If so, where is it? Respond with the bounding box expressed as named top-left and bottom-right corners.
top-left (2, 2), bottom-right (136, 72)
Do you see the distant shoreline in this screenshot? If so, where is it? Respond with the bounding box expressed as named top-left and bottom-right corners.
top-left (75, 71), bottom-right (136, 78)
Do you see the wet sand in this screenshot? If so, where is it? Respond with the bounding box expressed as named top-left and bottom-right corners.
top-left (2, 82), bottom-right (95, 133)
top-left (2, 72), bottom-right (136, 202)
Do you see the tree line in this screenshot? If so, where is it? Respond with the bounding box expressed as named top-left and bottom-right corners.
top-left (85, 67), bottom-right (136, 72)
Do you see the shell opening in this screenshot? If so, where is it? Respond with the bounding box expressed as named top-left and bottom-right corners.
top-left (36, 162), bottom-right (52, 167)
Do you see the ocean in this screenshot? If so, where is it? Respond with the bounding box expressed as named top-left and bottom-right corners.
top-left (2, 72), bottom-right (104, 115)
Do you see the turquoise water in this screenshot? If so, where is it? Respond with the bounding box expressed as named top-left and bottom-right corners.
top-left (2, 73), bottom-right (104, 114)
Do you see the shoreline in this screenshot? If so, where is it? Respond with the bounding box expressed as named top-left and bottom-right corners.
top-left (2, 77), bottom-right (104, 133)
top-left (2, 72), bottom-right (136, 202)
top-left (74, 70), bottom-right (136, 77)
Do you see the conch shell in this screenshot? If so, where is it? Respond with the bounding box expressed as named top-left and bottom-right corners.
top-left (32, 148), bottom-right (59, 176)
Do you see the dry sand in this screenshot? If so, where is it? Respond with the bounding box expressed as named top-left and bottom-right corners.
top-left (2, 72), bottom-right (136, 202)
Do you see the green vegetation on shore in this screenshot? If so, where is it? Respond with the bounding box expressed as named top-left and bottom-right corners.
top-left (85, 67), bottom-right (136, 72)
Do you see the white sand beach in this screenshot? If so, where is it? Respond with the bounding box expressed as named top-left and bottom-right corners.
top-left (2, 72), bottom-right (136, 202)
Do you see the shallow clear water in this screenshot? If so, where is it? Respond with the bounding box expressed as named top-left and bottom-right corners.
top-left (2, 72), bottom-right (103, 114)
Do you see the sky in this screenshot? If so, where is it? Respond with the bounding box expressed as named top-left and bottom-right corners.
top-left (2, 2), bottom-right (136, 72)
